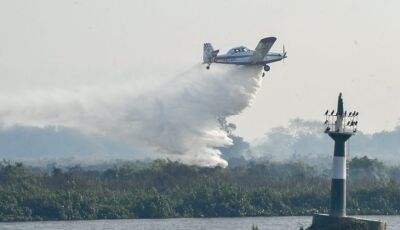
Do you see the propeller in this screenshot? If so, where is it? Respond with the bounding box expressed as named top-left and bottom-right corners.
top-left (282, 45), bottom-right (287, 63)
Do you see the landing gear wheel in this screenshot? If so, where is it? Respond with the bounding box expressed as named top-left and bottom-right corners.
top-left (263, 65), bottom-right (270, 72)
top-left (206, 65), bottom-right (210, 70)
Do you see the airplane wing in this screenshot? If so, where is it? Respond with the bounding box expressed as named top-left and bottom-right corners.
top-left (251, 37), bottom-right (277, 63)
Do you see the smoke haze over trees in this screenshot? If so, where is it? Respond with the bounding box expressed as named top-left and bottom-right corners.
top-left (1, 119), bottom-right (399, 166)
top-left (248, 119), bottom-right (400, 165)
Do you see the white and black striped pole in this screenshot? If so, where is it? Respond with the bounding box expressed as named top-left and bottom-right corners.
top-left (324, 93), bottom-right (357, 217)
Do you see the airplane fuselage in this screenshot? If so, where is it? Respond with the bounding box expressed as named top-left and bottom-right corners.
top-left (214, 51), bottom-right (285, 65)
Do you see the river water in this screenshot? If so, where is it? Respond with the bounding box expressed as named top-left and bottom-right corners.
top-left (0, 216), bottom-right (397, 230)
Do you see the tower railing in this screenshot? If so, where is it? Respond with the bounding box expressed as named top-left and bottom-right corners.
top-left (324, 110), bottom-right (359, 134)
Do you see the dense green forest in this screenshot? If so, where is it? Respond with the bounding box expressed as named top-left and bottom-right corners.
top-left (0, 157), bottom-right (400, 221)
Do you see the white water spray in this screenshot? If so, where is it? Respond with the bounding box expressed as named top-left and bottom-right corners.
top-left (0, 64), bottom-right (263, 167)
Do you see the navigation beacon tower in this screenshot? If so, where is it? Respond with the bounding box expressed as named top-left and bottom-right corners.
top-left (309, 93), bottom-right (386, 230)
top-left (324, 93), bottom-right (358, 217)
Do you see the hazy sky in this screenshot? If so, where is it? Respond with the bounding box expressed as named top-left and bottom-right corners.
top-left (0, 0), bottom-right (399, 141)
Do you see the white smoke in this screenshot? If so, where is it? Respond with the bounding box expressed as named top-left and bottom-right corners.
top-left (0, 64), bottom-right (263, 167)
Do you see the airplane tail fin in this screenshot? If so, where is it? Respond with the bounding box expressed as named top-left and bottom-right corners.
top-left (203, 43), bottom-right (219, 63)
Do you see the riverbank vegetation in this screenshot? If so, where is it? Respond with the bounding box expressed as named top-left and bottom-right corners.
top-left (0, 157), bottom-right (399, 221)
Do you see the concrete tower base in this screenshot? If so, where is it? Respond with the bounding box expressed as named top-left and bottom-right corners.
top-left (307, 214), bottom-right (387, 230)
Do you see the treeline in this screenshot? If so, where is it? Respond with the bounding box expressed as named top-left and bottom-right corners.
top-left (0, 157), bottom-right (400, 221)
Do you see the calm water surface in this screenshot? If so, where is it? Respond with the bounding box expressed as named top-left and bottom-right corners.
top-left (0, 216), bottom-right (398, 230)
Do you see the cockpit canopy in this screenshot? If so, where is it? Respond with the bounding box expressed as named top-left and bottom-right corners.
top-left (227, 46), bottom-right (251, 55)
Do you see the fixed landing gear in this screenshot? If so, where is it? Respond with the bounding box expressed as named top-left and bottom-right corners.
top-left (262, 65), bottom-right (270, 77)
